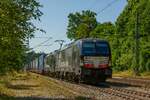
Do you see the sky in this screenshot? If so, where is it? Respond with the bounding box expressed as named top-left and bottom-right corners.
top-left (30, 0), bottom-right (127, 53)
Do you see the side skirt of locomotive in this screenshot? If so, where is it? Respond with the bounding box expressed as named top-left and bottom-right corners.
top-left (44, 67), bottom-right (112, 84)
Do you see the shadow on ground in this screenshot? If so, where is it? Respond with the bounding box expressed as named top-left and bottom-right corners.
top-left (0, 94), bottom-right (91, 100)
top-left (88, 81), bottom-right (140, 88)
top-left (105, 81), bottom-right (140, 88)
top-left (6, 84), bottom-right (39, 90)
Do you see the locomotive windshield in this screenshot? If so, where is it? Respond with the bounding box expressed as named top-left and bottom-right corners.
top-left (82, 42), bottom-right (95, 55)
top-left (82, 41), bottom-right (109, 56)
top-left (96, 42), bottom-right (109, 56)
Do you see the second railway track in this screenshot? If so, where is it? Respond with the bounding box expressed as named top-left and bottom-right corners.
top-left (108, 77), bottom-right (150, 89)
top-left (80, 83), bottom-right (150, 100)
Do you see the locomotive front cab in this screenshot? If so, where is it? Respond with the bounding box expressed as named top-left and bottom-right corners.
top-left (80, 39), bottom-right (112, 83)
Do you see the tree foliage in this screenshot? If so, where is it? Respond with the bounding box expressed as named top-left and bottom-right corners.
top-left (67, 10), bottom-right (97, 40)
top-left (114, 0), bottom-right (150, 72)
top-left (90, 22), bottom-right (115, 38)
top-left (0, 0), bottom-right (42, 73)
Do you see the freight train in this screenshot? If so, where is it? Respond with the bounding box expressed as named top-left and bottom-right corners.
top-left (28, 38), bottom-right (112, 84)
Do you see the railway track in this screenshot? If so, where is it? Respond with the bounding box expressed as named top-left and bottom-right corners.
top-left (50, 76), bottom-right (150, 100)
top-left (80, 83), bottom-right (150, 100)
top-left (111, 87), bottom-right (150, 98)
top-left (108, 77), bottom-right (150, 88)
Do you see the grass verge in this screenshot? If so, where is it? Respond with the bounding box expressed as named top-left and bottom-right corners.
top-left (0, 72), bottom-right (89, 100)
top-left (113, 70), bottom-right (150, 79)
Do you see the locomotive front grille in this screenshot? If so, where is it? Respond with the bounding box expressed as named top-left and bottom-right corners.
top-left (84, 56), bottom-right (109, 68)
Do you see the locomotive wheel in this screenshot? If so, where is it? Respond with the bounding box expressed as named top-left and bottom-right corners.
top-left (66, 72), bottom-right (69, 80)
top-left (77, 75), bottom-right (82, 84)
top-left (100, 77), bottom-right (106, 82)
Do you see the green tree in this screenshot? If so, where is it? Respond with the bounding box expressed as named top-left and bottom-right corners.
top-left (90, 22), bottom-right (115, 38)
top-left (0, 0), bottom-right (42, 73)
top-left (67, 10), bottom-right (97, 40)
top-left (115, 0), bottom-right (150, 73)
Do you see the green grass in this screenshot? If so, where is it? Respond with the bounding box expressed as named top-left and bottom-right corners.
top-left (0, 72), bottom-right (91, 100)
top-left (140, 71), bottom-right (150, 78)
top-left (113, 70), bottom-right (150, 79)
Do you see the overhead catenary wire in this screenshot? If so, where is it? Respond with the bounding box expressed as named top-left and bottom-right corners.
top-left (55, 40), bottom-right (65, 50)
top-left (40, 44), bottom-right (53, 46)
top-left (96, 0), bottom-right (119, 15)
top-left (33, 37), bottom-right (52, 39)
top-left (31, 37), bottom-right (52, 49)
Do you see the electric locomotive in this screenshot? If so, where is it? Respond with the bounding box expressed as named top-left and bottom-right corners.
top-left (48, 38), bottom-right (112, 83)
top-left (79, 38), bottom-right (112, 83)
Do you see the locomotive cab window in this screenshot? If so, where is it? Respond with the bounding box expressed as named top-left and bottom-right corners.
top-left (82, 42), bottom-right (95, 54)
top-left (96, 42), bottom-right (109, 56)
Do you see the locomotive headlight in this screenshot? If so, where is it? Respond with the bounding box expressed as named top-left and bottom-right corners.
top-left (80, 59), bottom-right (84, 66)
top-left (80, 62), bottom-right (84, 66)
